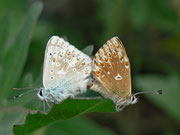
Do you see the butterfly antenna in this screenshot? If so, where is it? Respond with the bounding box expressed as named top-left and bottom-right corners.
top-left (14, 89), bottom-right (36, 98)
top-left (134, 89), bottom-right (163, 97)
top-left (13, 87), bottom-right (35, 91)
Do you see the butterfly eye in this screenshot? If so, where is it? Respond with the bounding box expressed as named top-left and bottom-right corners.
top-left (131, 96), bottom-right (137, 104)
top-left (37, 89), bottom-right (45, 101)
top-left (132, 96), bottom-right (135, 101)
top-left (39, 90), bottom-right (43, 97)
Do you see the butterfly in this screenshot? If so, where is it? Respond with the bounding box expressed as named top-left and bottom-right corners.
top-left (14, 36), bottom-right (161, 111)
top-left (90, 37), bottom-right (162, 111)
top-left (36, 36), bottom-right (92, 105)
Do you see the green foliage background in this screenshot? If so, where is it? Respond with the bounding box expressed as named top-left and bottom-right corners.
top-left (0, 0), bottom-right (180, 135)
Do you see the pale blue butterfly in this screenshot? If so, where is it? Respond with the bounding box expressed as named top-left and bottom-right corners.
top-left (37, 36), bottom-right (92, 105)
top-left (15, 36), bottom-right (92, 108)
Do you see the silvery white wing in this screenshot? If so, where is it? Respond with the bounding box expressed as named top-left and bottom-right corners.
top-left (42, 36), bottom-right (92, 103)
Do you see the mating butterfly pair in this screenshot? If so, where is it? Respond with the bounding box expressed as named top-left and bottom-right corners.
top-left (15, 36), bottom-right (161, 112)
top-left (33, 36), bottom-right (138, 112)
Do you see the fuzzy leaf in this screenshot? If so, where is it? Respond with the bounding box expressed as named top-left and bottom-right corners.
top-left (13, 99), bottom-right (115, 134)
top-left (0, 108), bottom-right (27, 135)
top-left (0, 2), bottom-right (43, 103)
top-left (0, 14), bottom-right (11, 57)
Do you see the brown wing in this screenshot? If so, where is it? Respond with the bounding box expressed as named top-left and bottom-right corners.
top-left (92, 37), bottom-right (132, 99)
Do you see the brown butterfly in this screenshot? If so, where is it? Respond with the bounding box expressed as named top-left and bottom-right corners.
top-left (89, 37), bottom-right (162, 111)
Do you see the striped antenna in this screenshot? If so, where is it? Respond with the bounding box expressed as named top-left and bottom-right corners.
top-left (13, 87), bottom-right (35, 91)
top-left (134, 90), bottom-right (163, 97)
top-left (13, 87), bottom-right (38, 98)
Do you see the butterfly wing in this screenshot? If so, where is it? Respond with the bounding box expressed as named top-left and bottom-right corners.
top-left (43, 36), bottom-right (92, 95)
top-left (91, 37), bottom-right (132, 100)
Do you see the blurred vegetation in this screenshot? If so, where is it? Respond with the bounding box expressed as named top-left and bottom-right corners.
top-left (0, 0), bottom-right (180, 135)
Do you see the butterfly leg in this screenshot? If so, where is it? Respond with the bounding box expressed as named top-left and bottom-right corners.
top-left (45, 98), bottom-right (51, 109)
top-left (43, 101), bottom-right (46, 112)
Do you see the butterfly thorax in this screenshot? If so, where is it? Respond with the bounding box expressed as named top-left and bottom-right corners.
top-left (37, 87), bottom-right (73, 103)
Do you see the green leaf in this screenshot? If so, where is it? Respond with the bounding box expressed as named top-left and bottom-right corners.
top-left (0, 14), bottom-right (11, 85)
top-left (0, 1), bottom-right (43, 134)
top-left (13, 99), bottom-right (115, 134)
top-left (42, 117), bottom-right (116, 135)
top-left (82, 45), bottom-right (94, 56)
top-left (8, 73), bottom-right (43, 111)
top-left (0, 1), bottom-right (43, 103)
top-left (134, 74), bottom-right (180, 123)
top-left (0, 108), bottom-right (27, 135)
top-left (0, 0), bottom-right (29, 32)
top-left (0, 14), bottom-right (11, 57)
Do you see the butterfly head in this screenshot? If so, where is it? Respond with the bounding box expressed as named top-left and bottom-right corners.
top-left (37, 88), bottom-right (46, 101)
top-left (115, 95), bottom-right (138, 111)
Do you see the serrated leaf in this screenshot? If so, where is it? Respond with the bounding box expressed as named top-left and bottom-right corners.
top-left (0, 108), bottom-right (27, 135)
top-left (13, 99), bottom-right (115, 134)
top-left (0, 2), bottom-right (43, 103)
top-left (134, 74), bottom-right (180, 123)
